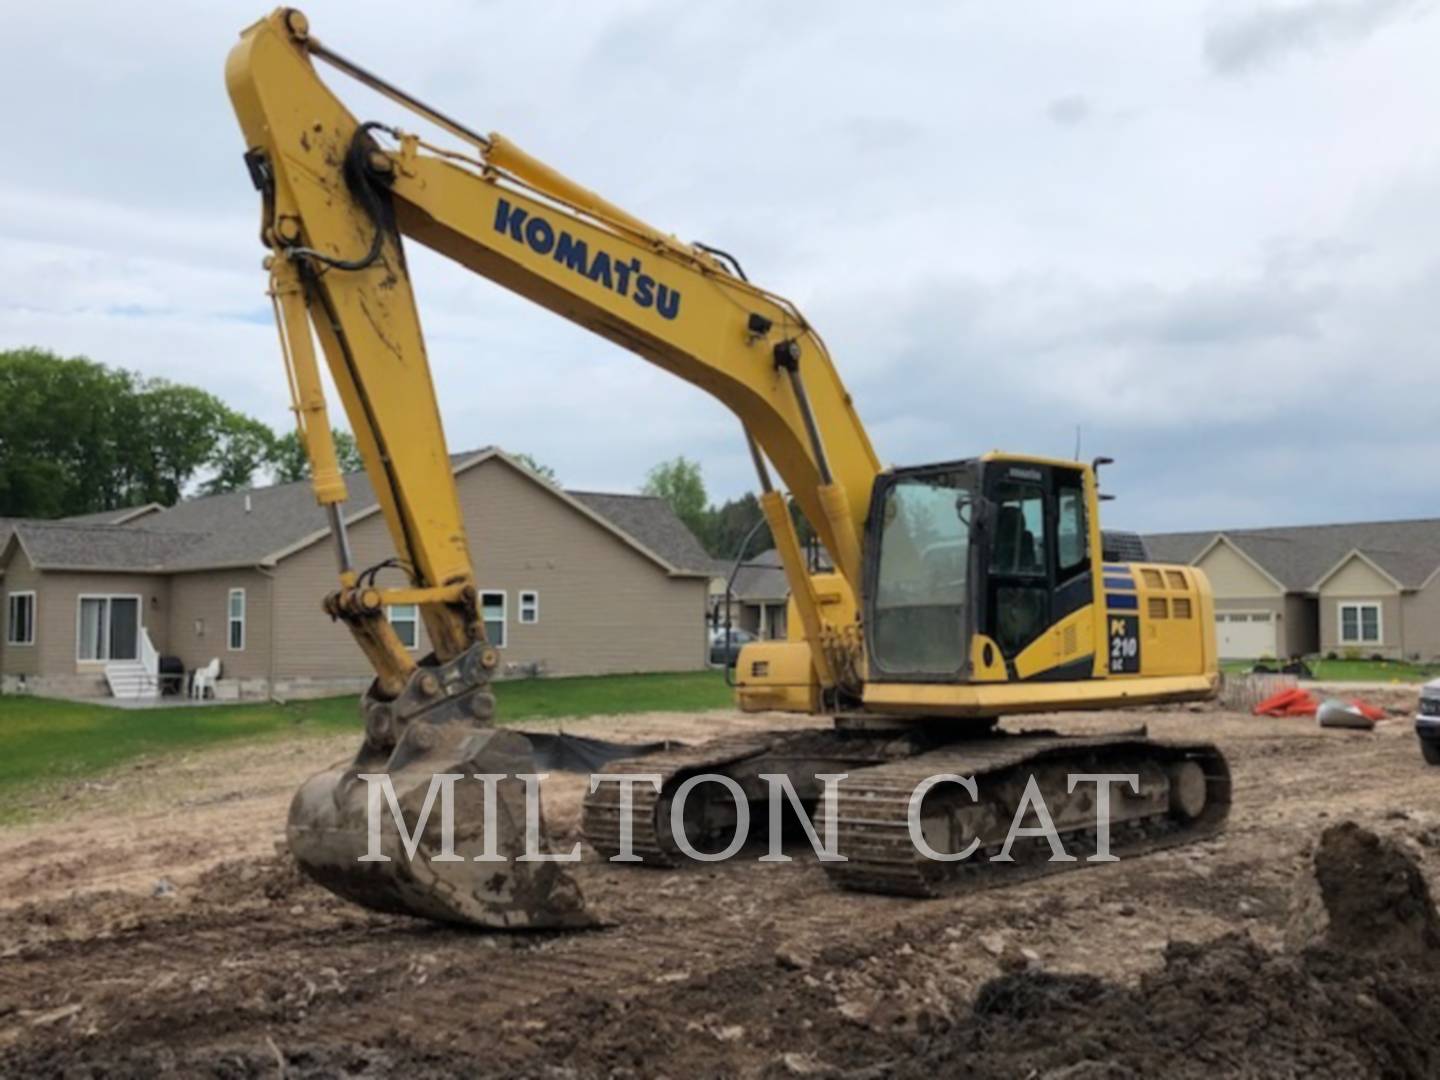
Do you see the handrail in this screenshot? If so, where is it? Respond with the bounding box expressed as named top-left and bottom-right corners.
top-left (139, 626), bottom-right (159, 679)
top-left (104, 627), bottom-right (161, 699)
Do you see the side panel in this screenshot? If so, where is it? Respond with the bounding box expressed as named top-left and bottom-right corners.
top-left (1, 552), bottom-right (43, 678)
top-left (1102, 562), bottom-right (1215, 679)
top-left (43, 571), bottom-right (170, 674)
top-left (272, 460), bottom-right (709, 680)
top-left (167, 568), bottom-right (273, 681)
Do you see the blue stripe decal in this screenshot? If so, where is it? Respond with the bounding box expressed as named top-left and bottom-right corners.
top-left (1106, 593), bottom-right (1139, 610)
top-left (1103, 563), bottom-right (1130, 572)
top-left (1103, 575), bottom-right (1135, 591)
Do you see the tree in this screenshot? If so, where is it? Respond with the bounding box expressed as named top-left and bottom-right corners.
top-left (706, 493), bottom-right (769, 561)
top-left (136, 383), bottom-right (236, 504)
top-left (0, 348), bottom-right (280, 516)
top-left (511, 452), bottom-right (559, 486)
top-left (643, 456), bottom-right (709, 542)
top-left (201, 414), bottom-right (278, 496)
top-left (268, 428), bottom-right (364, 484)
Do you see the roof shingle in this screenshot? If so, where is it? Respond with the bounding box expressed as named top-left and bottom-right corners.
top-left (1145, 518), bottom-right (1440, 592)
top-left (2, 449), bottom-right (712, 578)
top-left (8, 522), bottom-right (210, 571)
top-left (567, 492), bottom-right (712, 574)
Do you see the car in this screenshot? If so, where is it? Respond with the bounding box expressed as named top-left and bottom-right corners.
top-left (709, 626), bottom-right (758, 667)
top-left (1415, 678), bottom-right (1440, 766)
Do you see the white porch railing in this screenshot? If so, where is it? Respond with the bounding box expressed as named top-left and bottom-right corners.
top-left (104, 627), bottom-right (160, 700)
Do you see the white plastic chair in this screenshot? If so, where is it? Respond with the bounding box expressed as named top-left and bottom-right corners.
top-left (190, 658), bottom-right (221, 700)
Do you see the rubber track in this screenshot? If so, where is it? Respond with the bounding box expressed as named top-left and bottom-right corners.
top-left (820, 736), bottom-right (1231, 897)
top-left (581, 734), bottom-right (776, 865)
top-left (582, 731), bottom-right (1231, 895)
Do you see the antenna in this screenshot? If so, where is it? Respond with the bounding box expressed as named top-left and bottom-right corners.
top-left (1073, 424), bottom-right (1082, 461)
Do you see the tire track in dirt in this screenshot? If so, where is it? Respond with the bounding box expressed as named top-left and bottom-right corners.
top-left (2, 706), bottom-right (1437, 1075)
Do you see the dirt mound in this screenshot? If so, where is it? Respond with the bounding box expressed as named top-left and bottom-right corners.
top-left (1288, 821), bottom-right (1440, 957)
top-left (488, 822), bottom-right (1440, 1078)
top-left (4, 713), bottom-right (1439, 1077)
top-left (902, 934), bottom-right (1440, 1079)
top-left (190, 852), bottom-right (320, 907)
top-left (504, 920), bottom-right (1440, 1078)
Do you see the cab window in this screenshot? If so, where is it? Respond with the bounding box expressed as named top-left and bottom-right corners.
top-left (989, 481), bottom-right (1046, 576)
top-left (1056, 485), bottom-right (1087, 576)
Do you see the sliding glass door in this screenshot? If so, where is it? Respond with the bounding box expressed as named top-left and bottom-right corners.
top-left (78, 596), bottom-right (140, 661)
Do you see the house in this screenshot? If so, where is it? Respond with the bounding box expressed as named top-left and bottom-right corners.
top-left (1145, 518), bottom-right (1440, 661)
top-left (711, 548), bottom-right (791, 640)
top-left (706, 547), bottom-right (841, 642)
top-left (0, 449), bottom-right (712, 699)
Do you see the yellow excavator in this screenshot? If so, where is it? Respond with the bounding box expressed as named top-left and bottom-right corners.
top-left (226, 9), bottom-right (1231, 928)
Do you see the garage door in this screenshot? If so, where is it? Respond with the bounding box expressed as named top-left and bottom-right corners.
top-left (1215, 611), bottom-right (1277, 659)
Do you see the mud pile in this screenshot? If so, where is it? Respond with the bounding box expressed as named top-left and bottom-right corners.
top-left (3, 823), bottom-right (1438, 1078)
top-left (1287, 820), bottom-right (1440, 956)
top-left (520, 822), bottom-right (1440, 1079)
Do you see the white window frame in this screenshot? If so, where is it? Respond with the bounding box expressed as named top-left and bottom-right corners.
top-left (75, 594), bottom-right (142, 662)
top-left (387, 603), bottom-right (420, 650)
top-left (6, 591), bottom-right (36, 646)
top-left (480, 589), bottom-right (507, 648)
top-left (519, 589), bottom-right (539, 625)
top-left (1337, 601), bottom-right (1382, 645)
top-left (228, 588), bottom-right (246, 652)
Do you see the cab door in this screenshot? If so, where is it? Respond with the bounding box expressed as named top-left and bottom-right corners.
top-left (979, 462), bottom-right (1092, 674)
top-left (982, 464), bottom-right (1052, 661)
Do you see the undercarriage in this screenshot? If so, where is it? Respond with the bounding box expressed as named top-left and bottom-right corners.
top-left (582, 720), bottom-right (1231, 895)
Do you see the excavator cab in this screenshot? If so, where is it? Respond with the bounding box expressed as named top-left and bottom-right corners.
top-left (864, 455), bottom-right (1100, 684)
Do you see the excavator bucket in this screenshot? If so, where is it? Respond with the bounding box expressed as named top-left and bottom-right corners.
top-left (288, 717), bottom-right (595, 930)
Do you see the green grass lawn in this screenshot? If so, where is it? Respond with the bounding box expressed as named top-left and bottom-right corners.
top-left (0, 670), bottom-right (730, 812)
top-left (1220, 657), bottom-right (1440, 683)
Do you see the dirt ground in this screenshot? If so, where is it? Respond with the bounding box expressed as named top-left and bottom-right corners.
top-left (1, 701), bottom-right (1437, 1078)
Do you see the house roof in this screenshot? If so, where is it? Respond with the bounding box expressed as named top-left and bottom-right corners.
top-left (60, 504), bottom-right (165, 526)
top-left (1, 449), bottom-right (711, 579)
top-left (567, 491), bottom-right (712, 575)
top-left (730, 549), bottom-right (790, 602)
top-left (713, 547), bottom-right (835, 603)
top-left (5, 521), bottom-right (210, 572)
top-left (1145, 517), bottom-right (1440, 592)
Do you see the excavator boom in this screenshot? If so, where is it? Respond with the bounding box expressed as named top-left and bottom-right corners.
top-left (226, 7), bottom-right (885, 927)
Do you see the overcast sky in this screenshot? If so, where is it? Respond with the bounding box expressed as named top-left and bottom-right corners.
top-left (3, 1), bottom-right (1438, 533)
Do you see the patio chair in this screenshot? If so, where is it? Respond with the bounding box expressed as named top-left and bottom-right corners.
top-left (190, 658), bottom-right (221, 700)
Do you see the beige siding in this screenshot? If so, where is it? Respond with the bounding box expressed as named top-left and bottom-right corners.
top-left (3, 561), bottom-right (169, 677)
top-left (1401, 579), bottom-right (1440, 662)
top-left (1195, 541), bottom-right (1282, 598)
top-left (272, 458), bottom-right (708, 679)
top-left (1, 549), bottom-right (43, 677)
top-left (1213, 596), bottom-right (1284, 618)
top-left (1318, 556), bottom-right (1401, 657)
top-left (271, 508), bottom-right (400, 681)
top-left (167, 568), bottom-right (274, 681)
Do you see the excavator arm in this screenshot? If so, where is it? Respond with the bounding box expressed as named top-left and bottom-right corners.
top-left (226, 8), bottom-right (882, 926)
top-left (228, 9), bottom-right (879, 697)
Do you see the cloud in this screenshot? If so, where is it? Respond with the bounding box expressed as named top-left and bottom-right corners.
top-left (1205, 0), bottom-right (1429, 75)
top-left (2, 0), bottom-right (1440, 535)
top-left (1046, 95), bottom-right (1092, 127)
